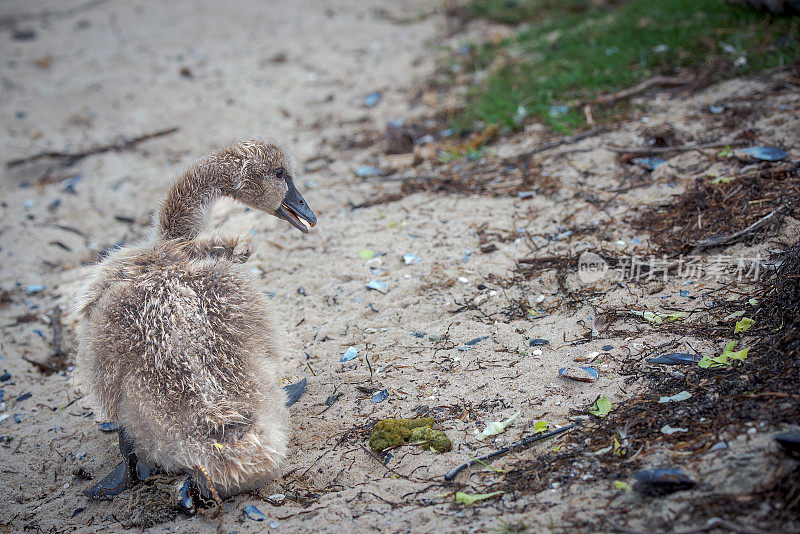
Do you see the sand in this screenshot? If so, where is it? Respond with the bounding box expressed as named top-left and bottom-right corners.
top-left (1, 0), bottom-right (798, 532)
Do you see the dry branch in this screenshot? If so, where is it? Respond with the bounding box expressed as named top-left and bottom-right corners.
top-left (592, 76), bottom-right (691, 105)
top-left (7, 127), bottom-right (179, 168)
top-left (692, 205), bottom-right (790, 250)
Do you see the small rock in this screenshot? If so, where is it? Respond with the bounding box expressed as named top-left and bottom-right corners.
top-left (633, 468), bottom-right (696, 496)
top-left (244, 505), bottom-right (266, 521)
top-left (371, 389), bottom-right (389, 403)
top-left (646, 353), bottom-right (701, 365)
top-left (631, 157), bottom-right (666, 171)
top-left (366, 280), bottom-right (388, 294)
top-left (558, 367), bottom-right (598, 382)
top-left (364, 91), bottom-right (382, 107)
top-left (775, 431), bottom-right (800, 458)
top-left (465, 335), bottom-right (490, 346)
top-left (25, 284), bottom-right (46, 295)
top-left (658, 391), bottom-right (691, 403)
top-left (340, 347), bottom-right (358, 362)
top-left (97, 421), bottom-right (118, 432)
top-left (739, 146), bottom-right (787, 161)
top-left (267, 493), bottom-right (285, 505)
top-left (355, 165), bottom-right (384, 177)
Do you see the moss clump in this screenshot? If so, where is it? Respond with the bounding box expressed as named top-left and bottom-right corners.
top-left (410, 427), bottom-right (452, 453)
top-left (127, 475), bottom-right (178, 528)
top-left (369, 417), bottom-right (448, 453)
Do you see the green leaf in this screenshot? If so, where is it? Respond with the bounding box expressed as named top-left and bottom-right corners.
top-left (614, 481), bottom-right (631, 491)
top-left (358, 249), bottom-right (375, 260)
top-left (534, 421), bottom-right (550, 434)
top-left (613, 435), bottom-right (625, 456)
top-left (589, 396), bottom-right (612, 417)
top-left (698, 341), bottom-right (750, 368)
top-left (455, 491), bottom-right (504, 505)
top-left (748, 298), bottom-right (758, 306)
top-left (666, 311), bottom-right (688, 322)
top-left (717, 145), bottom-right (731, 157)
top-left (723, 342), bottom-right (750, 361)
top-left (734, 317), bottom-right (754, 333)
top-left (643, 311), bottom-right (663, 324)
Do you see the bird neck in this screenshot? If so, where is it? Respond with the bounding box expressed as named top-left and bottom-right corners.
top-left (158, 165), bottom-right (229, 241)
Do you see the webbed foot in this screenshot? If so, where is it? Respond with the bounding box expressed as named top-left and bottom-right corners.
top-left (177, 476), bottom-right (198, 516)
top-left (178, 476), bottom-right (221, 516)
top-left (83, 427), bottom-right (152, 499)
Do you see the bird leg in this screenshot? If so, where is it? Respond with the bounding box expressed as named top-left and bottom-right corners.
top-left (177, 474), bottom-right (222, 517)
top-left (82, 427), bottom-right (152, 499)
top-left (196, 465), bottom-right (223, 519)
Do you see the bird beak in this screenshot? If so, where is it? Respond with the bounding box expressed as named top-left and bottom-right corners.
top-left (276, 181), bottom-right (317, 233)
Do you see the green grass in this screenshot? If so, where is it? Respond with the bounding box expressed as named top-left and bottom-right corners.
top-left (455, 0), bottom-right (800, 133)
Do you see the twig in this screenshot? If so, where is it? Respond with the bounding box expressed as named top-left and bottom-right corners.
top-left (23, 306), bottom-right (69, 375)
top-left (7, 127), bottom-right (179, 168)
top-left (444, 421), bottom-right (583, 481)
top-left (0, 0), bottom-right (110, 25)
top-left (600, 140), bottom-right (740, 156)
top-left (555, 140), bottom-right (744, 158)
top-left (507, 126), bottom-right (609, 160)
top-left (585, 76), bottom-right (691, 106)
top-left (691, 205), bottom-right (789, 250)
top-left (47, 306), bottom-right (65, 361)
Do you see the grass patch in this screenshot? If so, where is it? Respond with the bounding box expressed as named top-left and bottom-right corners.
top-left (455, 0), bottom-right (800, 132)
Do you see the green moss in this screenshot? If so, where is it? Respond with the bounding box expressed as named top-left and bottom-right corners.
top-left (455, 0), bottom-right (800, 133)
top-left (368, 417), bottom-right (442, 453)
top-left (411, 427), bottom-right (453, 453)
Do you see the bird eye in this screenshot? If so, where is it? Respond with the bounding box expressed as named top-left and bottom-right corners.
top-left (275, 168), bottom-right (285, 179)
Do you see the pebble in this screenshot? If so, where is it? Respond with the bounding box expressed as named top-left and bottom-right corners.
top-left (371, 389), bottom-right (388, 402)
top-left (244, 505), bottom-right (265, 521)
top-left (633, 468), bottom-right (696, 496)
top-left (340, 347), bottom-right (358, 362)
top-left (558, 367), bottom-right (598, 382)
top-left (364, 91), bottom-right (381, 107)
top-left (25, 284), bottom-right (46, 295)
top-left (366, 280), bottom-right (388, 294)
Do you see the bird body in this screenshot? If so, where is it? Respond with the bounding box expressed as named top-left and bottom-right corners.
top-left (74, 140), bottom-right (316, 498)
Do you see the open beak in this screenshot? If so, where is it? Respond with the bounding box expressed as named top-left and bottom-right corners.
top-left (276, 180), bottom-right (317, 233)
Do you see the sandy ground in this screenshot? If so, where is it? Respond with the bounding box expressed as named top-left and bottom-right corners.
top-left (1, 1), bottom-right (799, 532)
